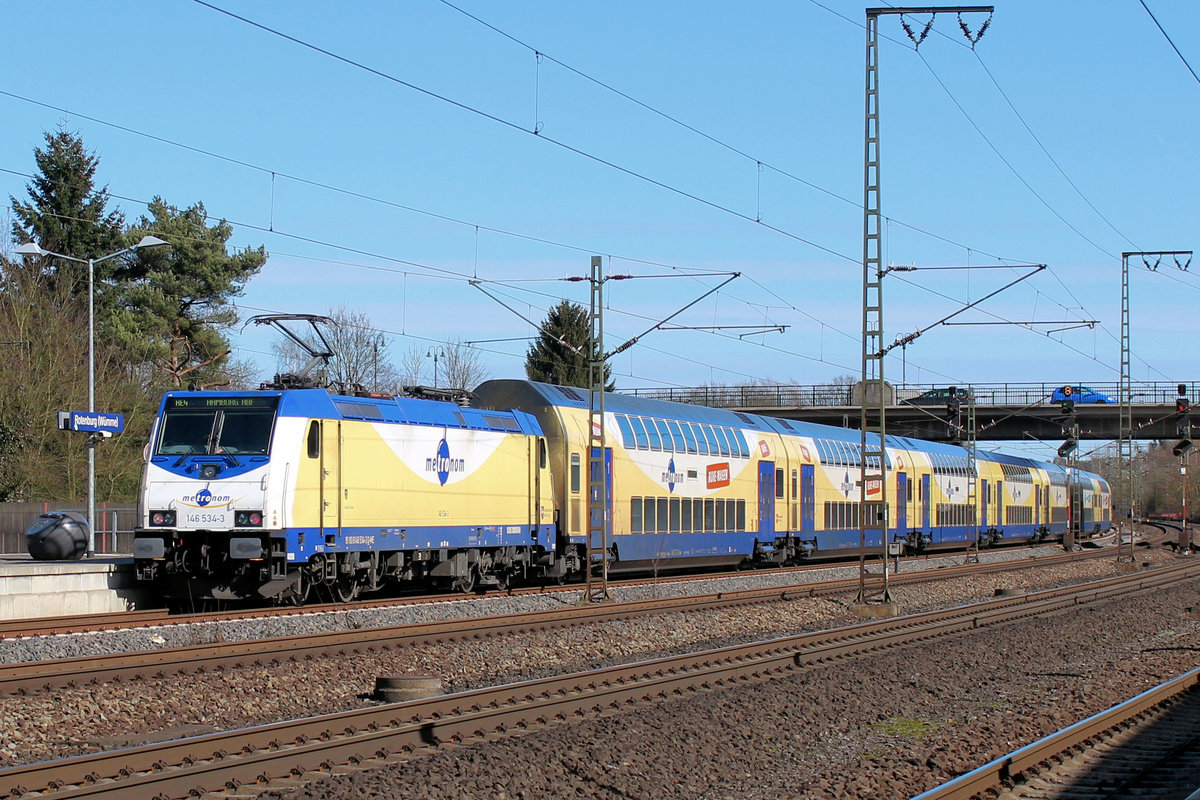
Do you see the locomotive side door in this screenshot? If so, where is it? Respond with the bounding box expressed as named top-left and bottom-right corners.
top-left (800, 464), bottom-right (815, 534)
top-left (896, 473), bottom-right (908, 531)
top-left (758, 461), bottom-right (776, 537)
top-left (996, 480), bottom-right (1004, 529)
top-left (320, 419), bottom-right (342, 538)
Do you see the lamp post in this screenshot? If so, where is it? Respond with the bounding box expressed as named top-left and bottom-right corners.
top-left (426, 346), bottom-right (446, 389)
top-left (14, 235), bottom-right (169, 556)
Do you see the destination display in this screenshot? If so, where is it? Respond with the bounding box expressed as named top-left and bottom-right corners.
top-left (166, 396), bottom-right (278, 410)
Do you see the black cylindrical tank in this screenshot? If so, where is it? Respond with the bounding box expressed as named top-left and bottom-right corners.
top-left (25, 511), bottom-right (89, 560)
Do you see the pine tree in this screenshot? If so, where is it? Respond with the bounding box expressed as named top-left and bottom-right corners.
top-left (110, 197), bottom-right (266, 387)
top-left (8, 129), bottom-right (125, 295)
top-left (524, 300), bottom-right (614, 390)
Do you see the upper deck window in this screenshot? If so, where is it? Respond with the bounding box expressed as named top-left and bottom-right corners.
top-left (615, 415), bottom-right (636, 449)
top-left (157, 396), bottom-right (279, 456)
top-left (642, 417), bottom-right (662, 451)
top-left (628, 416), bottom-right (650, 450)
top-left (654, 419), bottom-right (675, 452)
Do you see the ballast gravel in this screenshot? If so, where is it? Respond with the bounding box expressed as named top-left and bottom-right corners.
top-left (1, 542), bottom-right (1195, 800)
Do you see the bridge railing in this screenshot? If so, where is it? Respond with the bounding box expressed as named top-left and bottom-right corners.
top-left (621, 381), bottom-right (1198, 409)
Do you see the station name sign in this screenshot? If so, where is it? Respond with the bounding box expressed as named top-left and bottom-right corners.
top-left (58, 410), bottom-right (125, 435)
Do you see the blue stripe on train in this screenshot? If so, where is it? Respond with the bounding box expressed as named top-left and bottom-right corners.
top-left (278, 524), bottom-right (557, 562)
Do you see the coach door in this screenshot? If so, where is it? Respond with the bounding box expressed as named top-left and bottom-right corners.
top-left (320, 420), bottom-right (342, 537)
top-left (758, 462), bottom-right (776, 538)
top-left (980, 480), bottom-right (988, 528)
top-left (896, 473), bottom-right (908, 531)
top-left (922, 474), bottom-right (931, 530)
top-left (996, 481), bottom-right (1004, 529)
top-left (800, 464), bottom-right (815, 534)
top-left (587, 447), bottom-right (613, 551)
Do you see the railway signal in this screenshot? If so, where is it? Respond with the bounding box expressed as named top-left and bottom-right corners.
top-left (1060, 397), bottom-right (1075, 416)
top-left (1057, 438), bottom-right (1078, 458)
top-left (1173, 439), bottom-right (1193, 457)
top-left (1176, 384), bottom-right (1190, 433)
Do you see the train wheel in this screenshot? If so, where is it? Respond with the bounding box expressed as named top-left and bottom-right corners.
top-left (452, 566), bottom-right (477, 594)
top-left (495, 569), bottom-right (511, 592)
top-left (335, 577), bottom-right (359, 602)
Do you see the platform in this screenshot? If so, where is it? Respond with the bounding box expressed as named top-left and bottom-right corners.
top-left (0, 555), bottom-right (150, 620)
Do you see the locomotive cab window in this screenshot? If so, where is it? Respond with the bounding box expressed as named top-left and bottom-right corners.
top-left (306, 420), bottom-right (320, 458)
top-left (157, 396), bottom-right (279, 456)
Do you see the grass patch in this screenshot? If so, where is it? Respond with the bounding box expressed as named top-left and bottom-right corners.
top-left (873, 717), bottom-right (944, 738)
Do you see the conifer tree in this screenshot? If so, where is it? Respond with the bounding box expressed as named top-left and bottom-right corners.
top-left (8, 129), bottom-right (125, 295)
top-left (524, 300), bottom-right (614, 390)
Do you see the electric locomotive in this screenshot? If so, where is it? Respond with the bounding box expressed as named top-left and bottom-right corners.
top-left (133, 388), bottom-right (562, 602)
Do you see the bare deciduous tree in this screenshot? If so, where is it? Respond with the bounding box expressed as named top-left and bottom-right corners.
top-left (272, 306), bottom-right (399, 392)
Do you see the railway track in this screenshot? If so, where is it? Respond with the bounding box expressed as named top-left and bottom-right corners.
top-left (0, 548), bottom-right (1130, 695)
top-left (2, 558), bottom-right (1196, 800)
top-left (0, 544), bottom-right (1127, 641)
top-left (915, 665), bottom-right (1200, 800)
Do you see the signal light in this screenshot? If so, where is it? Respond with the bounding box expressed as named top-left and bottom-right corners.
top-left (1173, 439), bottom-right (1193, 457)
top-left (1177, 397), bottom-right (1190, 414)
top-left (1061, 398), bottom-right (1075, 415)
top-left (1057, 439), bottom-right (1078, 458)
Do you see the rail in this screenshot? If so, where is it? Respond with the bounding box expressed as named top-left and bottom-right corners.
top-left (3, 560), bottom-right (1196, 800)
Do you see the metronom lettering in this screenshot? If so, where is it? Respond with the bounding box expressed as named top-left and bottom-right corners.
top-left (426, 456), bottom-right (466, 473)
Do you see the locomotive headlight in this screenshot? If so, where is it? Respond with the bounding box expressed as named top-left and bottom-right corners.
top-left (235, 510), bottom-right (264, 527)
top-left (149, 510), bottom-right (176, 527)
top-left (200, 464), bottom-right (219, 479)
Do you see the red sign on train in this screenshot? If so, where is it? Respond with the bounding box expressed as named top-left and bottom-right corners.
top-left (707, 463), bottom-right (731, 489)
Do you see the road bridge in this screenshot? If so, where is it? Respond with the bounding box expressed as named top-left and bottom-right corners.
top-left (623, 381), bottom-right (1195, 442)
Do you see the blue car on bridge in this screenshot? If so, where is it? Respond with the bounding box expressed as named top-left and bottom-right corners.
top-left (1051, 385), bottom-right (1112, 404)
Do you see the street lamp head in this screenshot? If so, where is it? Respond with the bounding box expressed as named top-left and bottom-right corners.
top-left (133, 235), bottom-right (169, 250)
top-left (13, 241), bottom-right (49, 258)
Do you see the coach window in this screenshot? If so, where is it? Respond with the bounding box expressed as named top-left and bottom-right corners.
top-left (680, 422), bottom-right (698, 454)
top-left (657, 498), bottom-right (669, 533)
top-left (654, 419), bottom-right (674, 452)
top-left (693, 499), bottom-right (704, 532)
top-left (775, 468), bottom-right (785, 499)
top-left (681, 497), bottom-right (693, 533)
top-left (539, 439), bottom-right (548, 469)
top-left (691, 424), bottom-right (708, 455)
top-left (666, 420), bottom-right (686, 452)
top-left (643, 417), bottom-right (662, 451)
top-left (630, 498), bottom-right (643, 534)
top-left (306, 420), bottom-right (320, 458)
top-left (713, 427), bottom-right (731, 457)
top-left (615, 415), bottom-right (636, 449)
top-left (570, 453), bottom-right (581, 493)
top-left (736, 499), bottom-right (747, 531)
top-left (704, 499), bottom-right (716, 532)
top-left (629, 417), bottom-right (650, 450)
top-left (644, 498), bottom-right (657, 533)
top-left (791, 470), bottom-right (798, 498)
top-left (702, 425), bottom-right (721, 455)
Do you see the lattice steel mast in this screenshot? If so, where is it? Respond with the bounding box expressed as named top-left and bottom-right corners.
top-left (857, 6), bottom-right (992, 607)
top-left (1119, 251), bottom-right (1192, 561)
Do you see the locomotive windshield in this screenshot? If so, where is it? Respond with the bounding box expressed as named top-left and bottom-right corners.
top-left (156, 396), bottom-right (279, 456)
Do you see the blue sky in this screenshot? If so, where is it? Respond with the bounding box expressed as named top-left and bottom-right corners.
top-left (3, 1), bottom-right (1198, 446)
